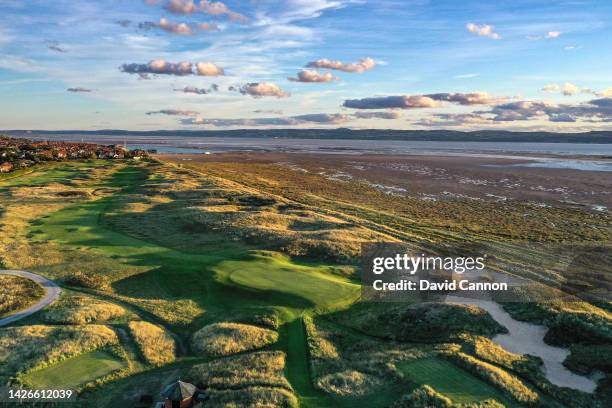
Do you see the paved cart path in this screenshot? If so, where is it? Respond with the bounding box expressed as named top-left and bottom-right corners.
top-left (0, 270), bottom-right (61, 327)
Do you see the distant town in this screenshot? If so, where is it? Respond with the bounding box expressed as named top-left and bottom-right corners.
top-left (0, 136), bottom-right (150, 174)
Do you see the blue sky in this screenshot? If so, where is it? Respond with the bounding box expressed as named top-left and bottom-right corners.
top-left (0, 0), bottom-right (611, 131)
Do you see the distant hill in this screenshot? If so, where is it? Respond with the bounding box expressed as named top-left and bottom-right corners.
top-left (3, 129), bottom-right (612, 143)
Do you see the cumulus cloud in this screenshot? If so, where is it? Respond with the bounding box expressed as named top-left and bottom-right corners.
top-left (195, 62), bottom-right (224, 76)
top-left (480, 98), bottom-right (612, 123)
top-left (562, 82), bottom-right (579, 96)
top-left (353, 110), bottom-right (402, 119)
top-left (233, 82), bottom-right (290, 98)
top-left (67, 87), bottom-right (92, 93)
top-left (343, 92), bottom-right (506, 109)
top-left (164, 0), bottom-right (248, 23)
top-left (120, 60), bottom-right (224, 76)
top-left (175, 84), bottom-right (219, 94)
top-left (466, 23), bottom-right (502, 40)
top-left (546, 31), bottom-right (561, 39)
top-left (139, 18), bottom-right (194, 35)
top-left (344, 95), bottom-right (440, 109)
top-left (540, 82), bottom-right (608, 97)
top-left (165, 0), bottom-right (198, 14)
top-left (288, 69), bottom-right (338, 83)
top-left (139, 18), bottom-right (219, 35)
top-left (542, 83), bottom-right (560, 93)
top-left (425, 92), bottom-right (508, 105)
top-left (306, 57), bottom-right (376, 73)
top-left (146, 109), bottom-right (199, 116)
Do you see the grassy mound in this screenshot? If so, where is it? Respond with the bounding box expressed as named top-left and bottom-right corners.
top-left (392, 385), bottom-right (453, 407)
top-left (128, 321), bottom-right (176, 367)
top-left (192, 322), bottom-right (278, 357)
top-left (42, 296), bottom-right (127, 324)
top-left (0, 275), bottom-right (44, 317)
top-left (329, 302), bottom-right (505, 342)
top-left (316, 370), bottom-right (382, 397)
top-left (0, 325), bottom-right (119, 377)
top-left (441, 351), bottom-right (539, 405)
top-left (187, 351), bottom-right (297, 407)
top-left (64, 271), bottom-right (111, 291)
top-left (399, 357), bottom-right (512, 406)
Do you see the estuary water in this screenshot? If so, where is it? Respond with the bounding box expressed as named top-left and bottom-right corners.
top-left (23, 134), bottom-right (612, 157)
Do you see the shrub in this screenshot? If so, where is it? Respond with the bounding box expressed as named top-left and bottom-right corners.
top-left (329, 302), bottom-right (505, 342)
top-left (191, 322), bottom-right (278, 357)
top-left (316, 370), bottom-right (382, 396)
top-left (42, 296), bottom-right (126, 324)
top-left (128, 321), bottom-right (176, 367)
top-left (64, 271), bottom-right (111, 291)
top-left (0, 275), bottom-right (44, 317)
top-left (186, 351), bottom-right (297, 407)
top-left (392, 385), bottom-right (452, 407)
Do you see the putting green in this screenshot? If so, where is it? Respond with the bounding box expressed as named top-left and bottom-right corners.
top-left (23, 350), bottom-right (125, 389)
top-left (218, 253), bottom-right (359, 311)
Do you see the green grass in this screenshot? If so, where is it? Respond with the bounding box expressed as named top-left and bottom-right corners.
top-left (22, 350), bottom-right (125, 389)
top-left (399, 357), bottom-right (514, 406)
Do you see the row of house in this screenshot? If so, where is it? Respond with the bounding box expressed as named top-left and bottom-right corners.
top-left (0, 136), bottom-right (149, 173)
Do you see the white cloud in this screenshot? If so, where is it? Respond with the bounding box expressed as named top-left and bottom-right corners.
top-left (466, 23), bottom-right (502, 40)
top-left (542, 83), bottom-right (560, 93)
top-left (306, 57), bottom-right (376, 73)
top-left (288, 69), bottom-right (338, 83)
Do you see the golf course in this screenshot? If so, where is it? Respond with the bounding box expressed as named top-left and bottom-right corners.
top-left (0, 158), bottom-right (609, 407)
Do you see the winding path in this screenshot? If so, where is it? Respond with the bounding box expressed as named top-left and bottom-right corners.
top-left (0, 270), bottom-right (61, 327)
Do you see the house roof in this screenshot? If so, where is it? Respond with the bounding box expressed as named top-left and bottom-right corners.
top-left (161, 381), bottom-right (197, 400)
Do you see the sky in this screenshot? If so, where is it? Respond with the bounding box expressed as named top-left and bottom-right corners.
top-left (0, 0), bottom-right (611, 131)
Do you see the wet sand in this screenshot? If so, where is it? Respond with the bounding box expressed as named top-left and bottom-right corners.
top-left (159, 152), bottom-right (611, 211)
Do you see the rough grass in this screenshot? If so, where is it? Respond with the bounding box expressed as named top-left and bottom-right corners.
top-left (0, 275), bottom-right (44, 317)
top-left (191, 322), bottom-right (278, 357)
top-left (399, 358), bottom-right (512, 406)
top-left (42, 296), bottom-right (127, 324)
top-left (316, 370), bottom-right (383, 397)
top-left (128, 321), bottom-right (176, 367)
top-left (187, 351), bottom-right (297, 407)
top-left (441, 351), bottom-right (539, 405)
top-left (328, 302), bottom-right (505, 342)
top-left (0, 324), bottom-right (119, 377)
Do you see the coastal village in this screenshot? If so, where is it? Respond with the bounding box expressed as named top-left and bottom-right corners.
top-left (0, 135), bottom-right (149, 173)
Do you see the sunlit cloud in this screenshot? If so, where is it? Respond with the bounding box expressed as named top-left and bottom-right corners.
top-left (164, 0), bottom-right (249, 23)
top-left (232, 82), bottom-right (290, 98)
top-left (466, 23), bottom-right (501, 40)
top-left (120, 60), bottom-right (224, 76)
top-left (288, 69), bottom-right (338, 83)
top-left (306, 57), bottom-right (376, 73)
top-left (343, 92), bottom-right (507, 109)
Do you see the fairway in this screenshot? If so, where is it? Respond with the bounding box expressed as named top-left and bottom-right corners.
top-left (399, 357), bottom-right (513, 405)
top-left (23, 350), bottom-right (125, 389)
